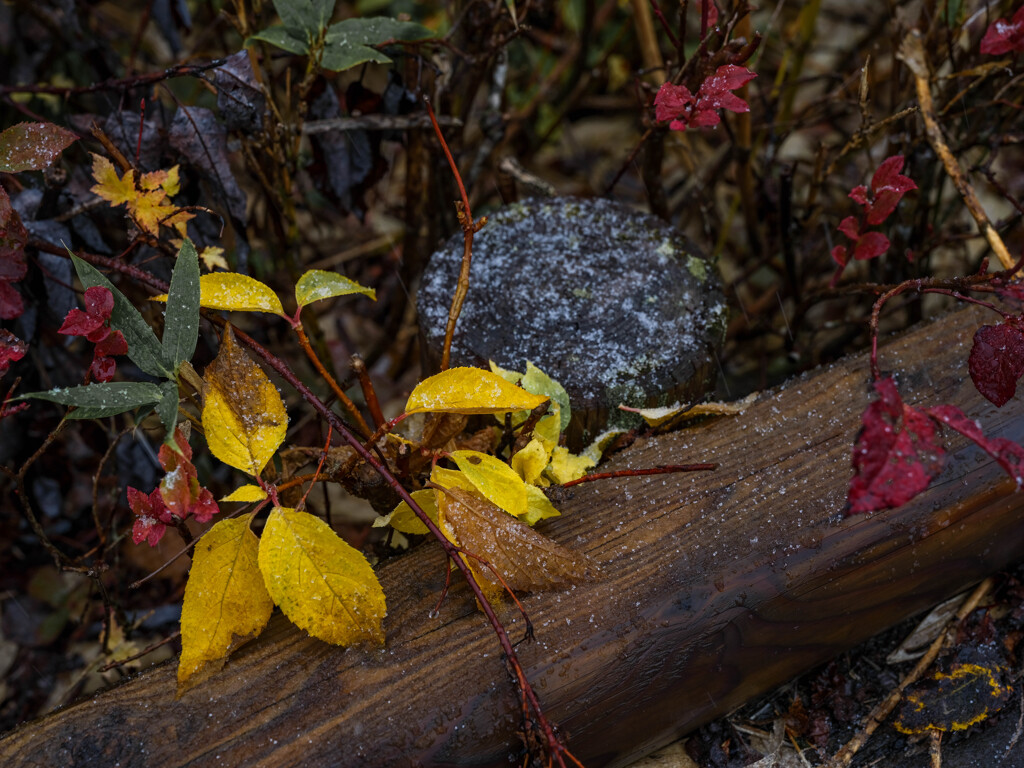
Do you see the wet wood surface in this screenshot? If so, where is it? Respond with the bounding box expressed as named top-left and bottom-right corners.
top-left (4, 304), bottom-right (1024, 768)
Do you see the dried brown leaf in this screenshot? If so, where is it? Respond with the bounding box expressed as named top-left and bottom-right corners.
top-left (437, 486), bottom-right (598, 595)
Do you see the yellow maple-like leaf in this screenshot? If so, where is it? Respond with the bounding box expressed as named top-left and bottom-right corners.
top-left (220, 484), bottom-right (268, 503)
top-left (295, 269), bottom-right (376, 307)
top-left (405, 367), bottom-right (549, 416)
top-left (451, 449), bottom-right (528, 518)
top-left (202, 326), bottom-right (288, 476)
top-left (90, 154), bottom-right (136, 207)
top-left (545, 446), bottom-right (596, 485)
top-left (258, 507), bottom-right (386, 646)
top-left (375, 488), bottom-right (437, 535)
top-left (199, 246), bottom-right (229, 271)
top-left (198, 273), bottom-right (284, 314)
top-left (178, 517), bottom-right (274, 694)
top-left (131, 188), bottom-right (193, 237)
top-left (511, 438), bottom-right (550, 486)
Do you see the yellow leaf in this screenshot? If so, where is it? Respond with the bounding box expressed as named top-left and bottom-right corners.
top-left (450, 449), bottom-right (528, 517)
top-left (131, 188), bottom-right (193, 237)
top-left (533, 411), bottom-right (561, 454)
top-left (376, 489), bottom-right (437, 535)
top-left (545, 446), bottom-right (595, 485)
top-left (258, 507), bottom-right (386, 646)
top-left (220, 484), bottom-right (268, 503)
top-left (197, 273), bottom-right (284, 314)
top-left (295, 270), bottom-right (376, 307)
top-left (90, 154), bottom-right (136, 207)
top-left (202, 326), bottom-right (288, 475)
top-left (405, 367), bottom-right (549, 416)
top-left (521, 361), bottom-right (571, 433)
top-left (199, 246), bottom-right (229, 271)
top-left (522, 484), bottom-right (560, 525)
top-left (429, 465), bottom-right (478, 494)
top-left (511, 438), bottom-right (550, 486)
top-left (178, 517), bottom-right (273, 693)
top-left (437, 486), bottom-right (595, 597)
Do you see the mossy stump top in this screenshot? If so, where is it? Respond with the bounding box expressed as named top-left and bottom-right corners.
top-left (418, 197), bottom-right (727, 446)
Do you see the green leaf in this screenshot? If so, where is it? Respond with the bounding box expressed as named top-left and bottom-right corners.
top-left (70, 255), bottom-right (170, 378)
top-left (247, 25), bottom-right (311, 54)
top-left (521, 362), bottom-right (571, 434)
top-left (274, 0), bottom-right (334, 39)
top-left (19, 382), bottom-right (163, 418)
top-left (162, 239), bottom-right (201, 371)
top-left (320, 17), bottom-right (435, 72)
top-left (295, 269), bottom-right (376, 307)
top-left (157, 380), bottom-right (180, 440)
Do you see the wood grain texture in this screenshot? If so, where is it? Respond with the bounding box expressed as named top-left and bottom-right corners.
top-left (4, 305), bottom-right (1024, 768)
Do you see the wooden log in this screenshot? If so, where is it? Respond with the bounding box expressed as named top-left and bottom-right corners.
top-left (3, 304), bottom-right (1024, 767)
top-left (417, 197), bottom-right (727, 448)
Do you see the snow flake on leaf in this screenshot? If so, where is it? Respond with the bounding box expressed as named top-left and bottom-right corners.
top-left (654, 65), bottom-right (757, 132)
top-left (980, 6), bottom-right (1024, 55)
top-left (849, 155), bottom-right (918, 226)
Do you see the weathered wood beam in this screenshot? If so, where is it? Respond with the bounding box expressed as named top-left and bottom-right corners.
top-left (3, 304), bottom-right (1024, 768)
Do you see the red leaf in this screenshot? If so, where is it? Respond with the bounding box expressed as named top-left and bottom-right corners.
top-left (90, 355), bottom-right (117, 383)
top-left (654, 82), bottom-right (696, 131)
top-left (831, 245), bottom-right (849, 269)
top-left (0, 328), bottom-right (26, 377)
top-left (980, 6), bottom-right (1024, 55)
top-left (866, 155), bottom-right (917, 225)
top-left (128, 486), bottom-right (173, 547)
top-left (848, 377), bottom-right (945, 514)
top-left (191, 488), bottom-right (219, 524)
top-left (94, 329), bottom-right (127, 358)
top-left (925, 404), bottom-right (1024, 485)
top-left (0, 187), bottom-right (28, 304)
top-left (83, 286), bottom-right (114, 320)
top-left (695, 65), bottom-right (756, 116)
top-left (853, 231), bottom-right (891, 261)
top-left (968, 322), bottom-right (1024, 407)
top-left (994, 280), bottom-right (1024, 306)
top-left (849, 185), bottom-right (869, 207)
top-left (838, 216), bottom-right (861, 241)
top-left (0, 280), bottom-right (23, 320)
top-left (58, 308), bottom-right (105, 338)
top-left (0, 122), bottom-right (78, 173)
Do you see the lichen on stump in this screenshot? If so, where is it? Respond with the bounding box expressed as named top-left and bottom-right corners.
top-left (418, 197), bottom-right (727, 447)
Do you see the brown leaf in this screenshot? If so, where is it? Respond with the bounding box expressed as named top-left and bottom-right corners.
top-left (437, 486), bottom-right (598, 595)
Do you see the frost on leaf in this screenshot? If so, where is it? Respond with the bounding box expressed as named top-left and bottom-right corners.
top-left (848, 377), bottom-right (944, 515)
top-left (178, 516), bottom-right (273, 694)
top-left (154, 273), bottom-right (284, 315)
top-left (654, 65), bottom-right (756, 131)
top-left (202, 326), bottom-right (288, 476)
top-left (220, 484), bottom-right (268, 503)
top-left (405, 367), bottom-right (549, 415)
top-left (850, 155), bottom-right (918, 226)
top-left (0, 329), bottom-right (26, 377)
top-left (437, 486), bottom-right (597, 601)
top-left (968, 322), bottom-right (1024, 407)
top-left (980, 6), bottom-right (1024, 55)
top-left (257, 507), bottom-right (386, 646)
top-left (924, 404), bottom-right (1024, 485)
top-left (0, 122), bottom-right (78, 173)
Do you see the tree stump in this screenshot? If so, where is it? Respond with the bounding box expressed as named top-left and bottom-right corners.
top-left (3, 305), bottom-right (1024, 768)
top-left (417, 197), bottom-right (727, 447)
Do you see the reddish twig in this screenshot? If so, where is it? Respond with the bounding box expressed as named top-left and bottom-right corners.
top-left (424, 98), bottom-right (486, 371)
top-left (351, 354), bottom-right (386, 429)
